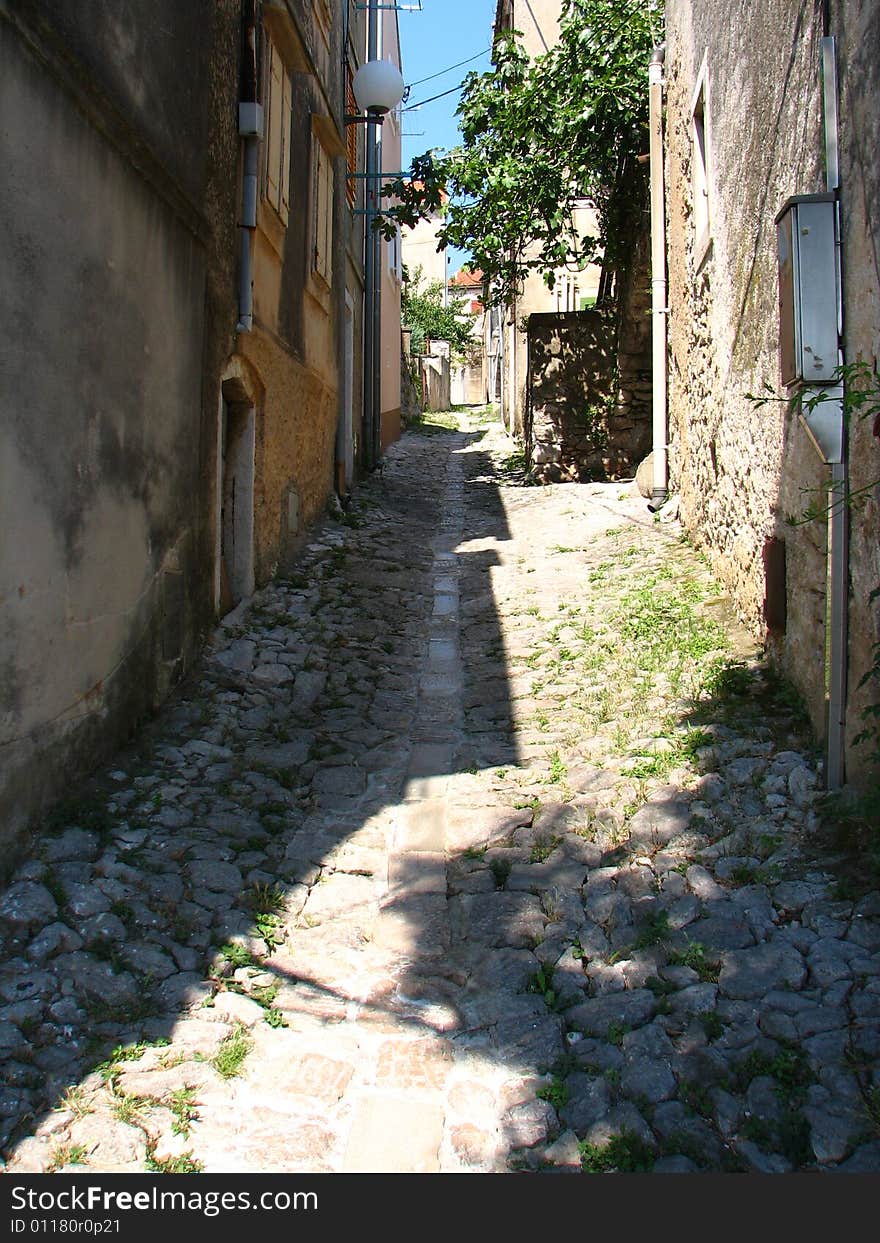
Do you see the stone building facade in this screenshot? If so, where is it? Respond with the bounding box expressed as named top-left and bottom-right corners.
top-left (664, 0), bottom-right (880, 783)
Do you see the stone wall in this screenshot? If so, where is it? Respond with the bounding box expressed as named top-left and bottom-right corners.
top-left (526, 236), bottom-right (652, 483)
top-left (451, 361), bottom-right (486, 407)
top-left (527, 311), bottom-right (617, 479)
top-left (665, 0), bottom-right (880, 783)
top-left (401, 348), bottom-right (422, 424)
top-left (420, 343), bottom-right (451, 413)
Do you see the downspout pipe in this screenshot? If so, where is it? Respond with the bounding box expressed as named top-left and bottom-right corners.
top-left (237, 3), bottom-right (261, 334)
top-left (363, 2), bottom-right (379, 469)
top-left (237, 133), bottom-right (260, 332)
top-left (821, 34), bottom-right (848, 790)
top-left (372, 122), bottom-right (383, 467)
top-left (648, 42), bottom-right (668, 507)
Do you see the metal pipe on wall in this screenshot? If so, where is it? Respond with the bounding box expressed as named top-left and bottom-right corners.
top-left (372, 122), bottom-right (383, 466)
top-left (648, 42), bottom-right (668, 505)
top-left (822, 35), bottom-right (848, 790)
top-left (236, 1), bottom-right (261, 334)
top-left (362, 1), bottom-right (379, 470)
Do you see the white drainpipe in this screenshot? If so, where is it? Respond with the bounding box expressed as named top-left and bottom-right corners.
top-left (648, 43), bottom-right (668, 506)
top-left (236, 116), bottom-right (262, 333)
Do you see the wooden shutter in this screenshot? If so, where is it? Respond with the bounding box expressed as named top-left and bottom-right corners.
top-left (323, 149), bottom-right (333, 283)
top-left (313, 143), bottom-right (323, 275)
top-left (266, 42), bottom-right (282, 212)
top-left (279, 66), bottom-right (291, 224)
top-left (345, 68), bottom-right (358, 207)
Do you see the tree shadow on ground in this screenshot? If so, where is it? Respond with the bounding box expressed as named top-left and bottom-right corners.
top-left (1, 416), bottom-right (874, 1175)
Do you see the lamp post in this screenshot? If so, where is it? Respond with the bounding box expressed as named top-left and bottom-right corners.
top-left (345, 33), bottom-right (405, 471)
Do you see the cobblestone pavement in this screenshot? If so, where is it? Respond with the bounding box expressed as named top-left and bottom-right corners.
top-left (2, 409), bottom-right (879, 1174)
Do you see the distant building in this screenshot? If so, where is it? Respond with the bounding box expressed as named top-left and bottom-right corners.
top-left (447, 267), bottom-right (489, 406)
top-left (401, 191), bottom-right (449, 293)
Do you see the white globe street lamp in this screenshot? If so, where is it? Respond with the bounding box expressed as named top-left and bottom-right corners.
top-left (348, 59), bottom-right (405, 122)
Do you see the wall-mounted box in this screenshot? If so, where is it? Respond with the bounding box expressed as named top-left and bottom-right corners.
top-left (238, 102), bottom-right (264, 137)
top-left (776, 193), bottom-right (839, 387)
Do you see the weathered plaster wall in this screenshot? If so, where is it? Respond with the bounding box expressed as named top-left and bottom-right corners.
top-left (665, 0), bottom-right (830, 735)
top-left (0, 1), bottom-right (240, 864)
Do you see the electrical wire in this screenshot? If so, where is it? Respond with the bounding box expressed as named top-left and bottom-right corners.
top-left (406, 47), bottom-right (491, 89)
top-left (403, 81), bottom-right (469, 111)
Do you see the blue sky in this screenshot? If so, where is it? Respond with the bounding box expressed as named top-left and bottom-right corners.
top-left (397, 0), bottom-right (497, 270)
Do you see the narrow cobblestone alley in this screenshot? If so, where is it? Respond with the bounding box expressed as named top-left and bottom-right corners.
top-left (2, 411), bottom-right (879, 1175)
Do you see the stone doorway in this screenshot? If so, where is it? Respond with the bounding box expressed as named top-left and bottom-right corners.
top-left (216, 366), bottom-right (258, 614)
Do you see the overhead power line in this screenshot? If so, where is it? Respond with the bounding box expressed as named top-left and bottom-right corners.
top-left (403, 81), bottom-right (468, 111)
top-left (406, 47), bottom-right (491, 89)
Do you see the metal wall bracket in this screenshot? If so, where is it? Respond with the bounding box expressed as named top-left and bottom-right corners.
top-left (799, 384), bottom-right (844, 464)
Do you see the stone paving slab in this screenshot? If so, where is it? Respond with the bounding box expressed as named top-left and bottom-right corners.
top-left (0, 408), bottom-right (878, 1175)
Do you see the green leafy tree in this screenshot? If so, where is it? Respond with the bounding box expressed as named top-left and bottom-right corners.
top-left (383, 0), bottom-right (663, 305)
top-left (401, 265), bottom-right (476, 356)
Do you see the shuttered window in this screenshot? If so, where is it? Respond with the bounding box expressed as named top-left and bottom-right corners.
top-left (312, 139), bottom-right (333, 286)
top-left (264, 38), bottom-right (291, 224)
top-left (345, 67), bottom-right (358, 207)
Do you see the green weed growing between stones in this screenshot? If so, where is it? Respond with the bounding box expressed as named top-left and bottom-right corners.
top-left (211, 1026), bottom-right (252, 1079)
top-left (57, 1086), bottom-right (92, 1120)
top-left (530, 835), bottom-right (562, 863)
top-left (548, 752), bottom-right (567, 783)
top-left (217, 942), bottom-right (255, 970)
top-left (632, 910), bottom-right (672, 950)
top-left (489, 855), bottom-right (512, 889)
top-left (168, 1087), bottom-right (199, 1138)
top-left (98, 1040), bottom-right (169, 1087)
top-left (537, 1074), bottom-right (569, 1111)
top-left (579, 1130), bottom-right (655, 1173)
top-left (147, 1152), bottom-right (204, 1174)
top-left (667, 940), bottom-right (721, 983)
top-left (527, 965), bottom-right (559, 1011)
top-left (111, 1093), bottom-right (148, 1127)
top-left (48, 1143), bottom-right (89, 1171)
top-left (699, 1011), bottom-right (726, 1042)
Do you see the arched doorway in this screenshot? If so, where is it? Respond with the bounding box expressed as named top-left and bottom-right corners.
top-left (216, 360), bottom-right (260, 615)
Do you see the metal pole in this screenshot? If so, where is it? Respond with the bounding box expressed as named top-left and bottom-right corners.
top-left (822, 36), bottom-right (847, 789)
top-left (372, 117), bottom-right (383, 465)
top-left (362, 2), bottom-right (379, 469)
top-left (827, 462), bottom-right (848, 788)
top-left (648, 45), bottom-right (668, 506)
